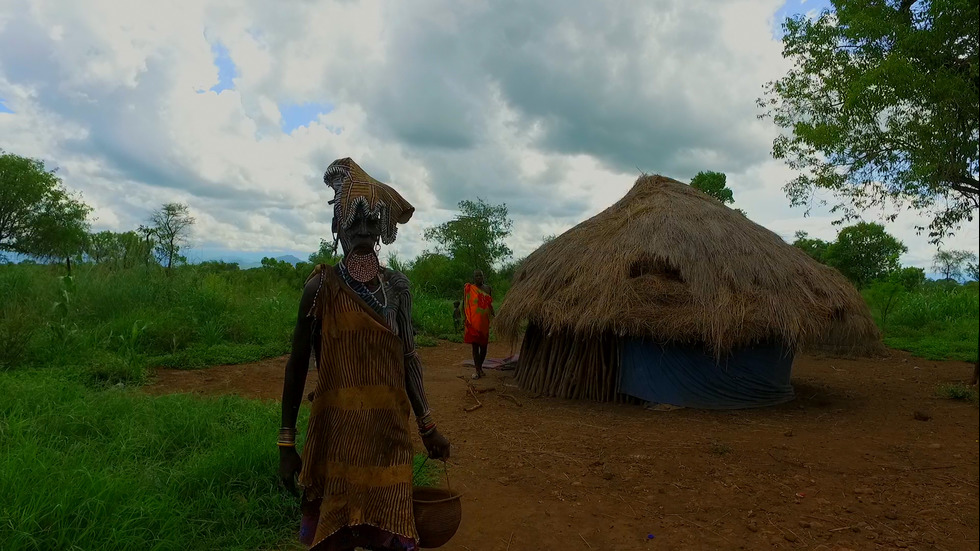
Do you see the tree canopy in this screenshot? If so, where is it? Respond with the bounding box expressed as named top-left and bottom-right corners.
top-left (791, 230), bottom-right (832, 262)
top-left (423, 198), bottom-right (513, 275)
top-left (150, 203), bottom-right (195, 271)
top-left (824, 222), bottom-right (907, 287)
top-left (760, 0), bottom-right (979, 242)
top-left (0, 150), bottom-right (91, 263)
top-left (932, 249), bottom-right (978, 281)
top-left (690, 171), bottom-right (735, 204)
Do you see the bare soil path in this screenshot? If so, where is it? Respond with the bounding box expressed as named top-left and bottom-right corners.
top-left (145, 342), bottom-right (979, 551)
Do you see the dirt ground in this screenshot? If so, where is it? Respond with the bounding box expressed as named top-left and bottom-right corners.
top-left (145, 342), bottom-right (979, 551)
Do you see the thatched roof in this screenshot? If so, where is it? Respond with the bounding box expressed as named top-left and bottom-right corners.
top-left (495, 174), bottom-right (883, 356)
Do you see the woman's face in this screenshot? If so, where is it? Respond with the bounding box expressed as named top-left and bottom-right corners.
top-left (340, 206), bottom-right (383, 255)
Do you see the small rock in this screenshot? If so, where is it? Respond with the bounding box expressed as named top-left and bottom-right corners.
top-left (746, 522), bottom-right (758, 533)
top-left (798, 521), bottom-right (811, 528)
top-left (927, 443), bottom-right (942, 450)
top-left (912, 411), bottom-right (931, 421)
top-left (884, 512), bottom-right (898, 520)
top-left (784, 429), bottom-right (794, 437)
top-left (571, 481), bottom-right (582, 487)
top-left (851, 525), bottom-right (861, 533)
top-left (895, 541), bottom-right (908, 548)
top-left (784, 533), bottom-right (798, 543)
top-left (497, 477), bottom-right (510, 486)
top-left (602, 471), bottom-right (614, 481)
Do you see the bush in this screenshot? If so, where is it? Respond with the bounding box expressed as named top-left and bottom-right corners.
top-left (936, 382), bottom-right (979, 404)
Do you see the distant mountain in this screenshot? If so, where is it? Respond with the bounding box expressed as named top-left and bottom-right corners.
top-left (275, 254), bottom-right (304, 265)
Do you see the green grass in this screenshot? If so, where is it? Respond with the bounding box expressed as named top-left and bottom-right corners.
top-left (0, 264), bottom-right (300, 379)
top-left (865, 282), bottom-right (978, 363)
top-left (936, 382), bottom-right (979, 404)
top-left (0, 369), bottom-right (436, 550)
top-left (1, 263), bottom-right (503, 379)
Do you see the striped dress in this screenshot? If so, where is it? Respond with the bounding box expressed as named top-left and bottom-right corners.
top-left (300, 265), bottom-right (417, 548)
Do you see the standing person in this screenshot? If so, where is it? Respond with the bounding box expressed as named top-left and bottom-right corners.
top-left (278, 157), bottom-right (451, 551)
top-left (462, 269), bottom-right (494, 379)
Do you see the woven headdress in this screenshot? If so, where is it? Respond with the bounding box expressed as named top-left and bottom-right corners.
top-left (323, 157), bottom-right (415, 245)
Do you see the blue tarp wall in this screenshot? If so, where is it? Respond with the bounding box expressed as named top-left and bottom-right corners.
top-left (618, 339), bottom-right (795, 409)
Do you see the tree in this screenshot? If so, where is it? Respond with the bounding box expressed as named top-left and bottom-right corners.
top-left (967, 261), bottom-right (980, 282)
top-left (308, 238), bottom-right (342, 265)
top-left (932, 249), bottom-right (978, 281)
top-left (759, 0), bottom-right (979, 242)
top-left (791, 230), bottom-right (831, 263)
top-left (690, 171), bottom-right (734, 204)
top-left (150, 203), bottom-right (194, 271)
top-left (0, 150), bottom-right (91, 268)
top-left (423, 198), bottom-right (513, 275)
top-left (824, 222), bottom-right (907, 287)
top-left (890, 266), bottom-right (926, 291)
top-left (86, 230), bottom-right (156, 269)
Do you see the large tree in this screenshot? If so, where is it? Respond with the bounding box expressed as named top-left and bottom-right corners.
top-left (759, 0), bottom-right (979, 242)
top-left (0, 150), bottom-right (91, 268)
top-left (824, 222), bottom-right (907, 287)
top-left (150, 203), bottom-right (195, 271)
top-left (932, 249), bottom-right (978, 281)
top-left (423, 198), bottom-right (513, 275)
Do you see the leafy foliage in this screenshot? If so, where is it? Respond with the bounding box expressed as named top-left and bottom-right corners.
top-left (86, 230), bottom-right (157, 269)
top-left (690, 171), bottom-right (735, 204)
top-left (151, 203), bottom-right (195, 271)
top-left (824, 222), bottom-right (907, 287)
top-left (932, 249), bottom-right (978, 281)
top-left (423, 198), bottom-right (513, 275)
top-left (760, 0), bottom-right (979, 242)
top-left (0, 150), bottom-right (91, 264)
top-left (791, 230), bottom-right (832, 262)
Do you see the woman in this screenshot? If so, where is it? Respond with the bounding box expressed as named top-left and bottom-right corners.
top-left (278, 157), bottom-right (451, 551)
top-left (462, 269), bottom-right (493, 379)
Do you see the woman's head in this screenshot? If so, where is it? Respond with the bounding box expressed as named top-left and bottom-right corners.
top-left (324, 157), bottom-right (414, 257)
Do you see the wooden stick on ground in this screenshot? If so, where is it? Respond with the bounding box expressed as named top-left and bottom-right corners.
top-left (499, 393), bottom-right (523, 407)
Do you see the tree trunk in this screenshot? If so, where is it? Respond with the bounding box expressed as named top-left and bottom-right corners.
top-left (65, 256), bottom-right (72, 275)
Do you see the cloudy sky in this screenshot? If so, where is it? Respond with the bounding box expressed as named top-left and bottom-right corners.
top-left (1, 0), bottom-right (976, 271)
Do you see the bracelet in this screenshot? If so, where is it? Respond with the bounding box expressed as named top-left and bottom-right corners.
top-left (416, 411), bottom-right (437, 437)
top-left (278, 426), bottom-right (297, 447)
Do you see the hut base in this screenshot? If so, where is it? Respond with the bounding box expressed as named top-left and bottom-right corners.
top-left (619, 338), bottom-right (795, 409)
top-left (516, 324), bottom-right (796, 408)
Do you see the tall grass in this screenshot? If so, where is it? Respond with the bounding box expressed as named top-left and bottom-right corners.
top-left (0, 263), bottom-right (302, 378)
top-left (0, 369), bottom-right (437, 550)
top-left (864, 282), bottom-right (979, 362)
top-left (1, 262), bottom-right (502, 380)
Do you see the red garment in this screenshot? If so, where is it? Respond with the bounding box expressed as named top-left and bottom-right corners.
top-left (462, 283), bottom-right (492, 345)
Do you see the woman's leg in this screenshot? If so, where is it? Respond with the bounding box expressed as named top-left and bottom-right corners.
top-left (471, 343), bottom-right (483, 379)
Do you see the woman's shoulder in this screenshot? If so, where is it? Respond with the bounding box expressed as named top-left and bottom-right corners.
top-left (384, 268), bottom-right (411, 294)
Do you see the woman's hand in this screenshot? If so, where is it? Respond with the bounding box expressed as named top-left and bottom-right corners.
top-left (422, 429), bottom-right (451, 461)
top-left (279, 446), bottom-right (303, 496)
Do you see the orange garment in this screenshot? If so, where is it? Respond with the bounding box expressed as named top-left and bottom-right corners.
top-left (462, 283), bottom-right (492, 345)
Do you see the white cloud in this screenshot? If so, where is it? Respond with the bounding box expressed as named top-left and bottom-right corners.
top-left (0, 0), bottom-right (975, 272)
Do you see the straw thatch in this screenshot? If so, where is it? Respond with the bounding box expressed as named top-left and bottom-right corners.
top-left (495, 174), bottom-right (883, 357)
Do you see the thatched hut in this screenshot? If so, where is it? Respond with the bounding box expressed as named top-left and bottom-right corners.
top-left (494, 174), bottom-right (883, 409)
